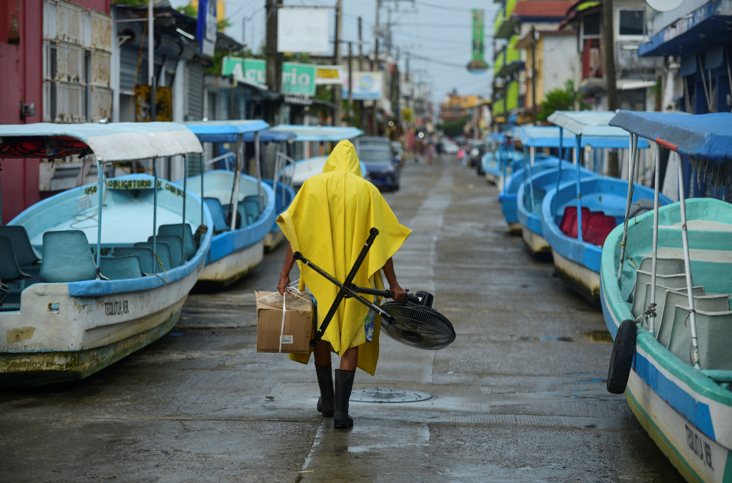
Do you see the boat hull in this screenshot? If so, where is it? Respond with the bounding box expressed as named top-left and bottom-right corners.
top-left (507, 222), bottom-right (522, 235)
top-left (552, 248), bottom-right (600, 305)
top-left (523, 228), bottom-right (551, 255)
top-left (264, 227), bottom-right (286, 251)
top-left (198, 240), bottom-right (264, 287)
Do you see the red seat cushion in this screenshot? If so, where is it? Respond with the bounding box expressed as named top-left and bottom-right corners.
top-left (560, 206), bottom-right (617, 245)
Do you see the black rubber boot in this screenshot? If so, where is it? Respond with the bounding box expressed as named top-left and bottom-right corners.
top-left (334, 369), bottom-right (355, 429)
top-left (315, 363), bottom-right (334, 418)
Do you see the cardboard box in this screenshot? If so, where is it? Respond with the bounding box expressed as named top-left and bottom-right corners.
top-left (255, 291), bottom-right (313, 353)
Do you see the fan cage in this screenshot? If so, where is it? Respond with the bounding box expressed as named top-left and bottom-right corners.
top-left (380, 302), bottom-right (455, 350)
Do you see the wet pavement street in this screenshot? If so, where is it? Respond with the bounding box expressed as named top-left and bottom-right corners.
top-left (0, 157), bottom-right (684, 482)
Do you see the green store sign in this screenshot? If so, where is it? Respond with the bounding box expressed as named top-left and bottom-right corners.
top-left (222, 57), bottom-right (317, 97)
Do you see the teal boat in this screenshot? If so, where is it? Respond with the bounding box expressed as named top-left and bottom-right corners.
top-left (0, 123), bottom-right (212, 387)
top-left (183, 121), bottom-right (277, 288)
top-left (602, 111), bottom-right (732, 483)
top-left (543, 111), bottom-right (670, 304)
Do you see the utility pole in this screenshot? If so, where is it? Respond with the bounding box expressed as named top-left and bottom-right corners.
top-left (265, 0), bottom-right (283, 125)
top-left (148, 0), bottom-right (155, 122)
top-left (530, 26), bottom-right (537, 125)
top-left (358, 16), bottom-right (363, 70)
top-left (602, 0), bottom-right (619, 176)
top-left (333, 0), bottom-right (343, 126)
top-left (374, 1), bottom-right (380, 72)
top-left (348, 41), bottom-right (353, 108)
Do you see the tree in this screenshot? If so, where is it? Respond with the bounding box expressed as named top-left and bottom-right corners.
top-left (537, 80), bottom-right (588, 123)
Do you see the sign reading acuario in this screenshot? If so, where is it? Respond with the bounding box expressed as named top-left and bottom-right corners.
top-left (222, 58), bottom-right (317, 97)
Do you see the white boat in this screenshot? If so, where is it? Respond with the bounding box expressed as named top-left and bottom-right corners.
top-left (0, 122), bottom-right (212, 387)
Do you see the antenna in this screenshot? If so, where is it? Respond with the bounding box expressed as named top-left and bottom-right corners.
top-left (645, 0), bottom-right (684, 12)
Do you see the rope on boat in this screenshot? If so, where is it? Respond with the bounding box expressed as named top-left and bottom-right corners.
top-left (152, 252), bottom-right (169, 284)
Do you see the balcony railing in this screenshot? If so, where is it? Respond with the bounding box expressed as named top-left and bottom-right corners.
top-left (581, 38), bottom-right (604, 81)
top-left (493, 0), bottom-right (519, 38)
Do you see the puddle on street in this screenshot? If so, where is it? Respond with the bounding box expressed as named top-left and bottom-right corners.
top-left (519, 330), bottom-right (613, 344)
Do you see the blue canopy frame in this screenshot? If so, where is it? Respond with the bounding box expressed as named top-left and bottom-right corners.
top-left (269, 124), bottom-right (363, 142)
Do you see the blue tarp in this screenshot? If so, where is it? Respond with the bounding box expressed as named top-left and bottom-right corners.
top-left (519, 126), bottom-right (650, 149)
top-left (270, 124), bottom-right (363, 142)
top-left (610, 111), bottom-right (732, 163)
top-left (184, 120), bottom-right (270, 143)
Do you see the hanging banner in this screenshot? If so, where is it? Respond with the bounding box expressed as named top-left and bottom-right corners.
top-left (196, 0), bottom-right (217, 57)
top-left (467, 9), bottom-right (489, 73)
top-left (277, 7), bottom-right (331, 53)
top-left (341, 72), bottom-right (383, 100)
top-left (315, 65), bottom-right (343, 85)
top-left (222, 58), bottom-right (317, 96)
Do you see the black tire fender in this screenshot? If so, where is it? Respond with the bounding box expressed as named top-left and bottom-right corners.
top-left (607, 319), bottom-right (637, 394)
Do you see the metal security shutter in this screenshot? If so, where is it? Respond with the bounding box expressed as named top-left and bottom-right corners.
top-left (119, 46), bottom-right (139, 93)
top-left (186, 62), bottom-right (205, 176)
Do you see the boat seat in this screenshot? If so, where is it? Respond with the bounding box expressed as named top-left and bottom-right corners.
top-left (0, 226), bottom-right (40, 266)
top-left (39, 230), bottom-right (98, 283)
top-left (148, 235), bottom-right (184, 267)
top-left (638, 257), bottom-right (686, 276)
top-left (204, 197), bottom-right (229, 234)
top-left (158, 224), bottom-right (196, 260)
top-left (222, 204), bottom-right (244, 229)
top-left (134, 241), bottom-right (172, 272)
top-left (630, 270), bottom-right (688, 315)
top-left (0, 236), bottom-right (31, 284)
top-left (114, 247), bottom-right (154, 275)
top-left (99, 256), bottom-right (144, 281)
top-left (640, 284), bottom-right (706, 333)
top-left (658, 291), bottom-right (729, 348)
top-left (667, 306), bottom-right (732, 370)
top-left (240, 196), bottom-right (260, 226)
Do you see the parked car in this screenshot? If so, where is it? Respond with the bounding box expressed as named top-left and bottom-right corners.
top-left (360, 147), bottom-right (400, 190)
top-left (441, 140), bottom-right (459, 155)
top-left (358, 136), bottom-right (392, 152)
top-left (390, 141), bottom-right (403, 164)
top-left (468, 140), bottom-right (485, 168)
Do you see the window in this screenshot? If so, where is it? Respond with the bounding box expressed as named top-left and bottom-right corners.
top-left (618, 9), bottom-right (645, 37)
top-left (583, 12), bottom-right (601, 37)
top-left (43, 0), bottom-right (111, 123)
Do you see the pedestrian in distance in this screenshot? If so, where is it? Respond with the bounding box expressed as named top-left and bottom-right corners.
top-left (277, 140), bottom-right (411, 429)
top-left (457, 145), bottom-right (466, 167)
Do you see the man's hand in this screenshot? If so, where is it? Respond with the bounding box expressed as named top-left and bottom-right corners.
top-left (390, 283), bottom-right (406, 302)
top-left (278, 274), bottom-right (291, 295)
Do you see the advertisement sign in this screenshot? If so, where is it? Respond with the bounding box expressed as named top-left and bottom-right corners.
top-left (467, 9), bottom-right (489, 73)
top-left (315, 65), bottom-right (343, 85)
top-left (196, 0), bottom-right (217, 57)
top-left (341, 72), bottom-right (383, 100)
top-left (134, 86), bottom-right (172, 122)
top-left (222, 58), bottom-right (317, 96)
top-left (277, 7), bottom-right (331, 54)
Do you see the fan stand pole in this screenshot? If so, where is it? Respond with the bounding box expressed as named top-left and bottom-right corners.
top-left (293, 228), bottom-right (396, 348)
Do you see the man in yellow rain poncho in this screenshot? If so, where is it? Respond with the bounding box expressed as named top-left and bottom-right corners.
top-left (277, 140), bottom-right (411, 429)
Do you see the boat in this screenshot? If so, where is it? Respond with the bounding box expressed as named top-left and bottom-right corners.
top-left (515, 126), bottom-right (645, 257)
top-left (0, 122), bottom-right (213, 387)
top-left (543, 111), bottom-right (671, 305)
top-left (482, 145), bottom-right (523, 186)
top-left (269, 125), bottom-right (364, 188)
top-left (602, 111), bottom-right (732, 483)
top-left (183, 121), bottom-right (277, 288)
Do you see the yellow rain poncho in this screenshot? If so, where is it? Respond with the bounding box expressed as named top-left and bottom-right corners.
top-left (276, 140), bottom-right (411, 375)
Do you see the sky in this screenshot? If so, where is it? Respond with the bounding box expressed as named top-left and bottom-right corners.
top-left (168, 0), bottom-right (500, 107)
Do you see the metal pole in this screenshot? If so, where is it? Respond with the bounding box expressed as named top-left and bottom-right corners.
top-left (230, 134), bottom-right (243, 232)
top-left (182, 154), bottom-right (187, 263)
top-left (255, 131), bottom-right (263, 214)
top-left (348, 41), bottom-right (353, 108)
top-left (618, 134), bottom-right (638, 281)
top-left (676, 153), bottom-right (701, 368)
top-left (649, 144), bottom-right (661, 336)
top-left (0, 168), bottom-right (3, 225)
top-left (153, 158), bottom-right (158, 274)
top-left (333, 0), bottom-right (343, 126)
top-left (200, 155), bottom-right (205, 227)
top-left (528, 146), bottom-right (536, 212)
top-left (95, 159), bottom-right (104, 278)
top-left (553, 127), bottom-right (563, 217)
top-left (148, 0), bottom-right (154, 87)
top-left (530, 26), bottom-right (537, 125)
top-left (575, 134), bottom-right (583, 241)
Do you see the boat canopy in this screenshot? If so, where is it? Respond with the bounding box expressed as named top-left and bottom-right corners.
top-left (184, 120), bottom-right (270, 143)
top-left (547, 111), bottom-right (634, 147)
top-left (609, 111), bottom-right (732, 163)
top-left (269, 125), bottom-right (363, 142)
top-left (0, 122), bottom-right (203, 162)
top-left (519, 126), bottom-right (650, 149)
top-left (243, 129), bottom-right (296, 143)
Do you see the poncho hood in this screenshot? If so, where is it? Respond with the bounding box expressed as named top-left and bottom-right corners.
top-left (276, 140), bottom-right (411, 375)
top-left (322, 140), bottom-right (363, 177)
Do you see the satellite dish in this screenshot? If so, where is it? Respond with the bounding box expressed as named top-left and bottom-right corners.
top-left (645, 0), bottom-right (684, 12)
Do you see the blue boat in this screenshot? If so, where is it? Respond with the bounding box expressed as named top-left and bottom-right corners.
top-left (0, 123), bottom-right (212, 387)
top-left (543, 111), bottom-right (670, 304)
top-left (602, 111), bottom-right (732, 483)
top-left (515, 126), bottom-right (646, 256)
top-left (269, 125), bottom-right (364, 188)
top-left (183, 121), bottom-right (277, 288)
top-left (482, 147), bottom-right (523, 186)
